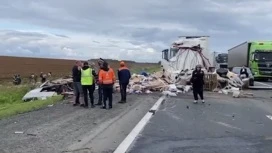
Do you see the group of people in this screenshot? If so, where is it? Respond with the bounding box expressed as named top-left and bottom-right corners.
top-left (72, 60), bottom-right (131, 109)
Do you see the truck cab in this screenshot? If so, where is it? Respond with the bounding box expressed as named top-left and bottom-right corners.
top-left (249, 42), bottom-right (272, 80)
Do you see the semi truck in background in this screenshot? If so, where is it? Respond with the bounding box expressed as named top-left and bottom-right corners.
top-left (228, 41), bottom-right (272, 81)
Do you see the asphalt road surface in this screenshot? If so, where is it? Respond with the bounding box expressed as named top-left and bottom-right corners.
top-left (255, 81), bottom-right (272, 87)
top-left (0, 93), bottom-right (160, 153)
top-left (129, 91), bottom-right (272, 153)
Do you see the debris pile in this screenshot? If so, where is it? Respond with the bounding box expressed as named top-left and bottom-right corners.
top-left (114, 71), bottom-right (192, 96)
top-left (22, 76), bottom-right (73, 101)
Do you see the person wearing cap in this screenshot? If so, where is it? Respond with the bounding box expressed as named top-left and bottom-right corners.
top-left (99, 62), bottom-right (116, 109)
top-left (190, 64), bottom-right (205, 104)
top-left (117, 61), bottom-right (131, 103)
top-left (81, 62), bottom-right (96, 108)
top-left (72, 61), bottom-right (83, 106)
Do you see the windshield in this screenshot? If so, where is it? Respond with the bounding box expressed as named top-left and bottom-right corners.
top-left (170, 48), bottom-right (179, 58)
top-left (254, 52), bottom-right (272, 61)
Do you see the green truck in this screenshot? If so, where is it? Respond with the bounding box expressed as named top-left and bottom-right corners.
top-left (228, 41), bottom-right (272, 80)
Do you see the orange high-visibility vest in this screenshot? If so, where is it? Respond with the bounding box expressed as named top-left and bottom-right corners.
top-left (99, 68), bottom-right (115, 84)
top-left (118, 67), bottom-right (129, 71)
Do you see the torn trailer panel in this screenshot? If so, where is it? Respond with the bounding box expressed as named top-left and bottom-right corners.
top-left (22, 77), bottom-right (74, 101)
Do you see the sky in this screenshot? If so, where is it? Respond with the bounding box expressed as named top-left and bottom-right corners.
top-left (0, 0), bottom-right (272, 62)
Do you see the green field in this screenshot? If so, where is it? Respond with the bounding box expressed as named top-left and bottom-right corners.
top-left (0, 85), bottom-right (62, 119)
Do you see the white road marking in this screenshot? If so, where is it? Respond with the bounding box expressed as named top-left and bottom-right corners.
top-left (266, 115), bottom-right (272, 120)
top-left (255, 81), bottom-right (272, 87)
top-left (211, 120), bottom-right (241, 130)
top-left (113, 96), bottom-right (165, 153)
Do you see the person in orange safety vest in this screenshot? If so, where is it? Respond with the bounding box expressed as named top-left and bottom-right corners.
top-left (99, 62), bottom-right (116, 109)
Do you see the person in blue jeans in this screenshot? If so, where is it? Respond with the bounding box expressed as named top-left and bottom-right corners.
top-left (72, 61), bottom-right (83, 106)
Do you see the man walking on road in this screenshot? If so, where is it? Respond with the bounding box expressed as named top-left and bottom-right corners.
top-left (72, 61), bottom-right (83, 106)
top-left (190, 64), bottom-right (205, 104)
top-left (99, 62), bottom-right (116, 109)
top-left (118, 61), bottom-right (131, 103)
top-left (81, 62), bottom-right (96, 108)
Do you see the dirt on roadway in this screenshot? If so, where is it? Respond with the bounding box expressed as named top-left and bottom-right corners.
top-left (0, 93), bottom-right (160, 153)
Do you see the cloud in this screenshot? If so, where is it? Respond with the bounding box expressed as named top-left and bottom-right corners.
top-left (0, 30), bottom-right (162, 62)
top-left (0, 0), bottom-right (272, 61)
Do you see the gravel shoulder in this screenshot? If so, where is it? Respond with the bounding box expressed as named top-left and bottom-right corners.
top-left (0, 93), bottom-right (160, 153)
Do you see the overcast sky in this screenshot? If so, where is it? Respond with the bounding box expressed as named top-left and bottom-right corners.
top-left (0, 0), bottom-right (271, 62)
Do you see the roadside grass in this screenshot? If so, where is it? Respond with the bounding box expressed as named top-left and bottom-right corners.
top-left (0, 85), bottom-right (63, 119)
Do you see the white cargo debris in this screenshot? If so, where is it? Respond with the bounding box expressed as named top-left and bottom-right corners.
top-left (22, 88), bottom-right (57, 101)
top-left (15, 131), bottom-right (24, 134)
top-left (22, 77), bottom-right (73, 101)
top-left (162, 91), bottom-right (177, 97)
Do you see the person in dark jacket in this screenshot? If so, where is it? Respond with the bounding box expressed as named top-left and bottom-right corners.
top-left (190, 65), bottom-right (205, 104)
top-left (117, 61), bottom-right (131, 103)
top-left (99, 62), bottom-right (116, 109)
top-left (81, 62), bottom-right (96, 108)
top-left (90, 63), bottom-right (97, 92)
top-left (240, 66), bottom-right (249, 78)
top-left (95, 61), bottom-right (105, 106)
top-left (72, 61), bottom-right (83, 106)
top-left (40, 72), bottom-right (46, 83)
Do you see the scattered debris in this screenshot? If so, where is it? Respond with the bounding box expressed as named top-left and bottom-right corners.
top-left (14, 131), bottom-right (24, 134)
top-left (149, 110), bottom-right (156, 115)
top-left (48, 104), bottom-right (54, 107)
top-left (22, 76), bottom-right (73, 101)
top-left (27, 133), bottom-right (37, 136)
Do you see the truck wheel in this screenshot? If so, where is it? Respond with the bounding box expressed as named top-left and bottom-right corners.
top-left (249, 80), bottom-right (254, 86)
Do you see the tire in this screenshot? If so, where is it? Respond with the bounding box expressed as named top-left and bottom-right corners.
top-left (249, 80), bottom-right (254, 86)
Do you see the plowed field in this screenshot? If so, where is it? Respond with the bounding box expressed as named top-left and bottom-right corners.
top-left (0, 56), bottom-right (159, 79)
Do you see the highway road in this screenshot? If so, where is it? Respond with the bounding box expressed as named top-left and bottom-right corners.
top-left (0, 94), bottom-right (160, 153)
top-left (128, 91), bottom-right (272, 153)
top-left (255, 80), bottom-right (272, 86)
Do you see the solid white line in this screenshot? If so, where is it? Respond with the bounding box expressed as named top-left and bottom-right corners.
top-left (255, 81), bottom-right (272, 87)
top-left (266, 115), bottom-right (272, 120)
top-left (113, 96), bottom-right (165, 153)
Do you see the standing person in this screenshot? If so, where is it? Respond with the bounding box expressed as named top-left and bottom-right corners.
top-left (117, 61), bottom-right (131, 103)
top-left (95, 60), bottom-right (104, 106)
top-left (40, 72), bottom-right (46, 83)
top-left (99, 62), bottom-right (116, 109)
top-left (72, 61), bottom-right (83, 106)
top-left (81, 62), bottom-right (96, 108)
top-left (90, 63), bottom-right (96, 92)
top-left (190, 65), bottom-right (205, 104)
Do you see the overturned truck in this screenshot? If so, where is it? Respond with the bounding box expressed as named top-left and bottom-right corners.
top-left (161, 36), bottom-right (213, 81)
